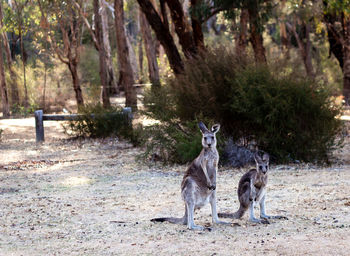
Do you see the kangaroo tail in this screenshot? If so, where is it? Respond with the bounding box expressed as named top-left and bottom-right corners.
top-left (151, 216), bottom-right (186, 224)
top-left (218, 206), bottom-right (247, 219)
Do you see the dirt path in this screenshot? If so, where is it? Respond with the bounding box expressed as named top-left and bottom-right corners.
top-left (0, 118), bottom-right (349, 255)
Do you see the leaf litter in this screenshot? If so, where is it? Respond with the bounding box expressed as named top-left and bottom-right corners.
top-left (0, 117), bottom-right (349, 255)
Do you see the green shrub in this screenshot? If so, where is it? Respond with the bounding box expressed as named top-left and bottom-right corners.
top-left (144, 46), bottom-right (343, 164)
top-left (79, 46), bottom-right (101, 99)
top-left (141, 119), bottom-right (204, 164)
top-left (11, 102), bottom-right (39, 117)
top-left (63, 104), bottom-right (140, 144)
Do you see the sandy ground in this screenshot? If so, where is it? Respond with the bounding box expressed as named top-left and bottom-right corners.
top-left (0, 117), bottom-right (349, 255)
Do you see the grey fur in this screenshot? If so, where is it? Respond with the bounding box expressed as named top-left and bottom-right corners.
top-left (151, 122), bottom-right (229, 230)
top-left (219, 152), bottom-right (288, 224)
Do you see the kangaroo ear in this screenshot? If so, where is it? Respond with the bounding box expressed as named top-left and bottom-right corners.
top-left (198, 122), bottom-right (209, 134)
top-left (254, 152), bottom-right (262, 163)
top-left (211, 124), bottom-right (220, 134)
top-left (262, 153), bottom-right (269, 162)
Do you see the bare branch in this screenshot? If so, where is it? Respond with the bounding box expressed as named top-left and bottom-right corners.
top-left (37, 0), bottom-right (69, 65)
top-left (324, 22), bottom-right (350, 51)
top-left (72, 0), bottom-right (100, 50)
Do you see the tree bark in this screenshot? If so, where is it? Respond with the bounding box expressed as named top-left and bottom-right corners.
top-left (126, 32), bottom-right (139, 82)
top-left (159, 0), bottom-right (169, 29)
top-left (38, 0), bottom-right (85, 108)
top-left (302, 22), bottom-right (315, 78)
top-left (323, 1), bottom-right (350, 101)
top-left (165, 0), bottom-right (197, 58)
top-left (235, 8), bottom-right (249, 57)
top-left (42, 63), bottom-right (47, 111)
top-left (190, 0), bottom-right (205, 51)
top-left (0, 37), bottom-right (10, 117)
top-left (138, 36), bottom-right (144, 83)
top-left (139, 9), bottom-right (160, 87)
top-left (0, 2), bottom-right (19, 106)
top-left (94, 0), bottom-right (110, 108)
top-left (137, 0), bottom-right (184, 74)
top-left (343, 19), bottom-right (350, 101)
top-left (114, 0), bottom-right (138, 110)
top-left (247, 4), bottom-right (267, 63)
top-left (68, 61), bottom-right (84, 107)
top-left (100, 0), bottom-right (119, 95)
top-left (286, 20), bottom-right (315, 78)
top-left (19, 27), bottom-right (29, 107)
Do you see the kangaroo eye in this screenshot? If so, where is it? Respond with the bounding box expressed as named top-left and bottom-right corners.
top-left (211, 136), bottom-right (214, 140)
top-left (259, 166), bottom-right (263, 170)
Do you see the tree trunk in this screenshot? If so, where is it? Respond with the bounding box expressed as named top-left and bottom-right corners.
top-left (190, 0), bottom-right (205, 51)
top-left (137, 0), bottom-right (184, 74)
top-left (126, 32), bottom-right (139, 82)
top-left (279, 0), bottom-right (289, 57)
top-left (94, 0), bottom-right (110, 108)
top-left (159, 0), bottom-right (169, 29)
top-left (139, 10), bottom-right (160, 87)
top-left (42, 63), bottom-right (47, 111)
top-left (343, 19), bottom-right (350, 101)
top-left (248, 5), bottom-right (267, 63)
top-left (286, 20), bottom-right (315, 78)
top-left (100, 0), bottom-right (119, 95)
top-left (19, 28), bottom-right (29, 108)
top-left (323, 1), bottom-right (350, 101)
top-left (323, 0), bottom-right (343, 69)
top-left (0, 37), bottom-right (10, 117)
top-left (115, 0), bottom-right (138, 110)
top-left (165, 0), bottom-right (197, 58)
top-left (68, 62), bottom-right (84, 107)
top-left (138, 37), bottom-right (144, 83)
top-left (302, 22), bottom-right (315, 78)
top-left (0, 2), bottom-right (19, 106)
top-left (235, 8), bottom-right (249, 57)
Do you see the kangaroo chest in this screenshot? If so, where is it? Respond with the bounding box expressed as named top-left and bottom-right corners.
top-left (203, 150), bottom-right (218, 173)
top-left (253, 174), bottom-right (268, 201)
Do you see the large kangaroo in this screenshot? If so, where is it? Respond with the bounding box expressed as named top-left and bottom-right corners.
top-left (219, 153), bottom-right (287, 224)
top-left (151, 122), bottom-right (228, 230)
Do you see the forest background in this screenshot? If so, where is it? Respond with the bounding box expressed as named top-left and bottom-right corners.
top-left (0, 0), bottom-right (349, 164)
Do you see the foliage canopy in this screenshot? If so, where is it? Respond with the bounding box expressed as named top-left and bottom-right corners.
top-left (143, 46), bottom-right (343, 164)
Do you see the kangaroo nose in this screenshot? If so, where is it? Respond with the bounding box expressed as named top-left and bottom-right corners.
top-left (207, 144), bottom-right (211, 147)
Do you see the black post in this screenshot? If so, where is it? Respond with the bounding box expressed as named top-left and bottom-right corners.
top-left (35, 110), bottom-right (44, 142)
top-left (122, 107), bottom-right (133, 125)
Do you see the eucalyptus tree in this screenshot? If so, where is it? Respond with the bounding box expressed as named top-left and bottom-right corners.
top-left (4, 0), bottom-right (40, 107)
top-left (93, 0), bottom-right (110, 107)
top-left (0, 35), bottom-right (10, 117)
top-left (0, 1), bottom-right (19, 107)
top-left (323, 0), bottom-right (350, 102)
top-left (139, 8), bottom-right (160, 87)
top-left (38, 0), bottom-right (85, 107)
top-left (285, 0), bottom-right (316, 78)
top-left (114, 0), bottom-right (137, 109)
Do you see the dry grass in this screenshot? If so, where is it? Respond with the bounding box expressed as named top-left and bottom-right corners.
top-left (0, 117), bottom-right (349, 255)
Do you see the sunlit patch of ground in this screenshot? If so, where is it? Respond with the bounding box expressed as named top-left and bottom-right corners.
top-left (0, 117), bottom-right (349, 255)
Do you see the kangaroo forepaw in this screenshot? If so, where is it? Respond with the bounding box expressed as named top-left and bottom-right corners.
top-left (207, 184), bottom-right (216, 190)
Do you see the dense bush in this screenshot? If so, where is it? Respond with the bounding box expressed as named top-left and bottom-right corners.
top-left (141, 119), bottom-right (212, 164)
top-left (63, 104), bottom-right (140, 145)
top-left (143, 47), bottom-right (343, 164)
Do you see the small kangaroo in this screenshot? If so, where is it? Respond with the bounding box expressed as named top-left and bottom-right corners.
top-left (151, 122), bottom-right (228, 230)
top-left (218, 152), bottom-right (287, 224)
